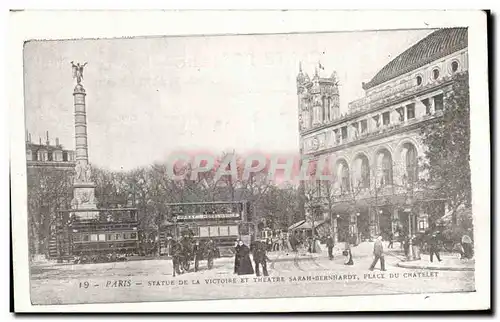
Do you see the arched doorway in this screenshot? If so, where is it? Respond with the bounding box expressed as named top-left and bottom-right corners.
top-left (375, 149), bottom-right (393, 187)
top-left (352, 154), bottom-right (370, 190)
top-left (401, 142), bottom-right (418, 185)
top-left (336, 159), bottom-right (351, 195)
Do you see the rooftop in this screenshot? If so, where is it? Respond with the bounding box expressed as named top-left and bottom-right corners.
top-left (362, 28), bottom-right (468, 90)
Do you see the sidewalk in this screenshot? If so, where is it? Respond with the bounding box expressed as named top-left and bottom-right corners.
top-left (397, 255), bottom-right (475, 271)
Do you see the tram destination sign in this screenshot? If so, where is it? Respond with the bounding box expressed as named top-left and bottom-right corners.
top-left (175, 213), bottom-right (241, 221)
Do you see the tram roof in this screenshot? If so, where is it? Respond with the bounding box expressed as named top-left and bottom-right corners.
top-left (165, 201), bottom-right (247, 206)
top-left (57, 208), bottom-right (138, 212)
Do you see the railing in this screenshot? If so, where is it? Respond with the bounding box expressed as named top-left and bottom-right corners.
top-left (349, 78), bottom-right (419, 113)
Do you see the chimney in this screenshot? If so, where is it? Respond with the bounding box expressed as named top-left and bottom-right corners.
top-left (46, 131), bottom-right (50, 145)
top-left (28, 133), bottom-right (31, 143)
top-left (39, 137), bottom-right (42, 145)
top-left (56, 137), bottom-right (60, 146)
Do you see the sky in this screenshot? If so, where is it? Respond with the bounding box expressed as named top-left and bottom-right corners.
top-left (24, 29), bottom-right (434, 171)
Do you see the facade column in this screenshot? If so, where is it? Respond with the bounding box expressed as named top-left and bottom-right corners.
top-left (429, 97), bottom-right (436, 114)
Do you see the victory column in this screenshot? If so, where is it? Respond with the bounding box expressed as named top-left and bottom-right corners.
top-left (70, 62), bottom-right (98, 217)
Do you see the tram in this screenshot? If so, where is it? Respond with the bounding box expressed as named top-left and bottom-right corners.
top-left (163, 201), bottom-right (255, 256)
top-left (53, 208), bottom-right (140, 261)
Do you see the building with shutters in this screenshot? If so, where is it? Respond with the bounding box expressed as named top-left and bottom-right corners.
top-left (26, 131), bottom-right (76, 258)
top-left (296, 28), bottom-right (468, 243)
top-left (26, 131), bottom-right (76, 170)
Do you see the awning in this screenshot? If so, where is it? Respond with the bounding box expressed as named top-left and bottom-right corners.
top-left (288, 220), bottom-right (326, 231)
top-left (288, 220), bottom-right (306, 231)
top-left (299, 220), bottom-right (326, 230)
top-left (437, 207), bottom-right (472, 225)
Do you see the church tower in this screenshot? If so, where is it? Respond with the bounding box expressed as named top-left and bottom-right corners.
top-left (296, 62), bottom-right (340, 133)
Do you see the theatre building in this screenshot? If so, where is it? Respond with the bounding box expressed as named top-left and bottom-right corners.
top-left (296, 28), bottom-right (468, 242)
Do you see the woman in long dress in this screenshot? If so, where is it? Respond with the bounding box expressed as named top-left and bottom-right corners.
top-left (233, 240), bottom-right (241, 274)
top-left (236, 240), bottom-right (255, 275)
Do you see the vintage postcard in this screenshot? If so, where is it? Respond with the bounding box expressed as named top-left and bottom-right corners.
top-left (10, 10), bottom-right (490, 312)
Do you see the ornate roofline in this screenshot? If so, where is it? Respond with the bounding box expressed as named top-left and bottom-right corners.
top-left (362, 28), bottom-right (468, 90)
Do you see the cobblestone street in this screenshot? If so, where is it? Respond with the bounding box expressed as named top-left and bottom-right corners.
top-left (30, 242), bottom-right (475, 305)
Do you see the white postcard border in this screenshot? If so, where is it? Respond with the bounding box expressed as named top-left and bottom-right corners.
top-left (9, 10), bottom-right (490, 312)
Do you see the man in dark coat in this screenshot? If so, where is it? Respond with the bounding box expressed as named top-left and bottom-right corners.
top-left (193, 240), bottom-right (203, 272)
top-left (252, 241), bottom-right (269, 276)
top-left (429, 233), bottom-right (442, 263)
top-left (369, 236), bottom-right (386, 271)
top-left (233, 240), bottom-right (241, 274)
top-left (204, 239), bottom-right (217, 270)
top-left (171, 240), bottom-right (182, 277)
top-left (236, 240), bottom-right (255, 275)
top-left (326, 234), bottom-right (335, 260)
top-left (388, 231), bottom-right (394, 249)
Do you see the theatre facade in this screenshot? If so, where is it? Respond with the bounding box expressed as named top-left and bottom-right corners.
top-left (296, 28), bottom-right (468, 243)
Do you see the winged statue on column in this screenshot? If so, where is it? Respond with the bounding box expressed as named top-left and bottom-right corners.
top-left (71, 61), bottom-right (87, 84)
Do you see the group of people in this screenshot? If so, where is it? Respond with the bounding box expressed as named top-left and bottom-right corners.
top-left (325, 233), bottom-right (354, 266)
top-left (168, 236), bottom-right (218, 277)
top-left (263, 235), bottom-right (289, 252)
top-left (387, 229), bottom-right (474, 262)
top-left (233, 240), bottom-right (270, 277)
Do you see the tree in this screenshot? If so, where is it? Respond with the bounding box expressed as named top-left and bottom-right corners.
top-left (420, 71), bottom-right (471, 224)
top-left (27, 166), bottom-right (73, 257)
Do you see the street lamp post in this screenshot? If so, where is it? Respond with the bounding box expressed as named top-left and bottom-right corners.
top-left (405, 197), bottom-right (414, 261)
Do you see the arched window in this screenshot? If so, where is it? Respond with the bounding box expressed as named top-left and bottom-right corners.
top-left (353, 154), bottom-right (370, 189)
top-left (361, 157), bottom-right (370, 188)
top-left (337, 160), bottom-right (350, 194)
top-left (377, 149), bottom-right (393, 186)
top-left (404, 143), bottom-right (418, 184)
top-left (432, 68), bottom-right (440, 80)
top-left (416, 75), bottom-right (423, 85)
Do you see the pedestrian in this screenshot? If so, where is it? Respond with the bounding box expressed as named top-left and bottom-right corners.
top-left (205, 239), bottom-right (216, 270)
top-left (326, 234), bottom-right (335, 260)
top-left (273, 236), bottom-right (280, 252)
top-left (343, 241), bottom-right (354, 265)
top-left (267, 237), bottom-right (273, 252)
top-left (193, 240), bottom-right (203, 272)
top-left (403, 235), bottom-right (410, 257)
top-left (461, 234), bottom-right (473, 259)
top-left (369, 235), bottom-right (386, 271)
top-left (253, 241), bottom-right (269, 277)
top-left (236, 240), bottom-right (255, 275)
top-left (429, 233), bottom-right (442, 263)
top-left (388, 231), bottom-right (394, 249)
top-left (411, 234), bottom-right (421, 260)
top-left (171, 240), bottom-right (182, 277)
top-left (166, 236), bottom-right (173, 256)
top-left (233, 240), bottom-right (241, 274)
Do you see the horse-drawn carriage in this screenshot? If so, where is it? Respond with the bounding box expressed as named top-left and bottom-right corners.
top-left (171, 237), bottom-right (218, 276)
